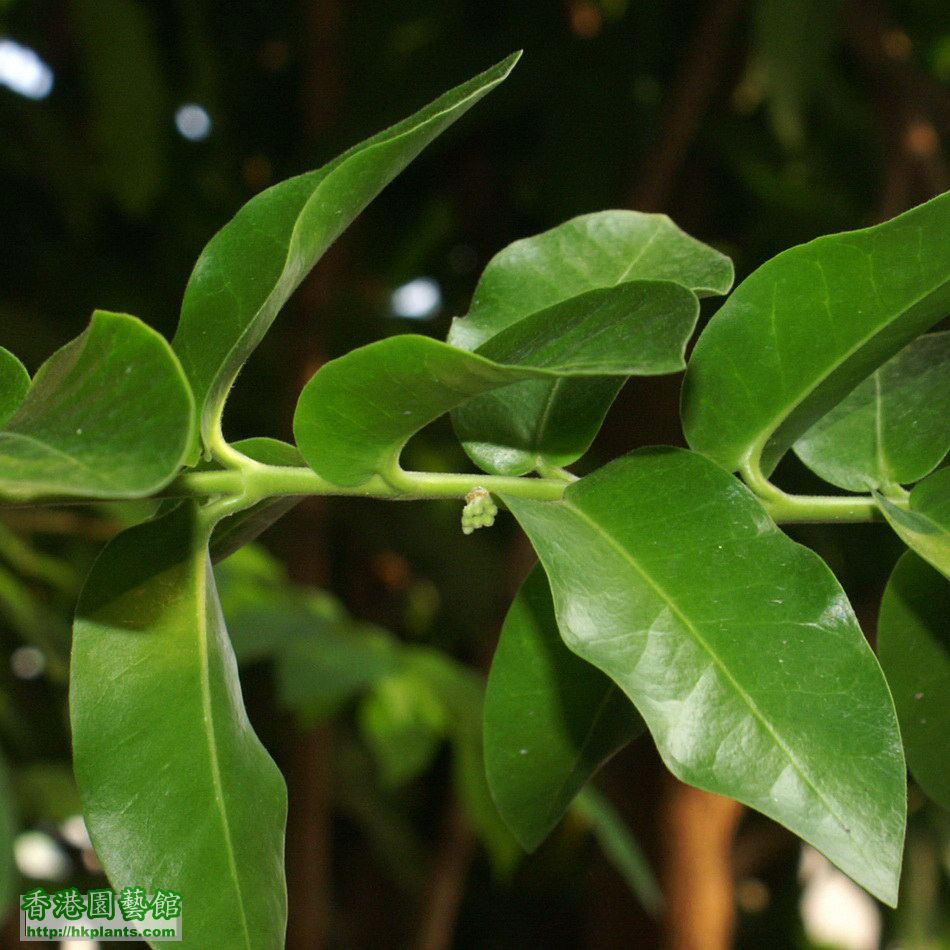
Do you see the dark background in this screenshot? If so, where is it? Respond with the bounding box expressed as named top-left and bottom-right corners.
top-left (0, 1), bottom-right (947, 947)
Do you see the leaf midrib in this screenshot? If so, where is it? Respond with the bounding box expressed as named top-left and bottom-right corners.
top-left (208, 67), bottom-right (513, 430)
top-left (194, 551), bottom-right (253, 950)
top-left (562, 497), bottom-right (859, 845)
top-left (0, 430), bottom-right (123, 490)
top-left (872, 371), bottom-right (891, 486)
top-left (749, 250), bottom-right (947, 467)
top-left (542, 683), bottom-right (621, 831)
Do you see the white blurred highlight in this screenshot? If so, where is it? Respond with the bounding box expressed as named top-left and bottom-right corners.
top-left (0, 39), bottom-right (54, 99)
top-left (390, 277), bottom-right (441, 320)
top-left (174, 103), bottom-right (212, 141)
top-left (14, 830), bottom-right (70, 880)
top-left (799, 846), bottom-right (881, 950)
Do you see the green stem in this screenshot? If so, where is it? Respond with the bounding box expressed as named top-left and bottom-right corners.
top-left (171, 466), bottom-right (567, 504)
top-left (534, 462), bottom-right (579, 483)
top-left (17, 456), bottom-right (900, 526)
top-left (739, 460), bottom-right (899, 524)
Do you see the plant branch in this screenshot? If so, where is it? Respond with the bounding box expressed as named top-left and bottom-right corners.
top-left (739, 460), bottom-right (896, 524)
top-left (411, 793), bottom-right (475, 950)
top-left (5, 457), bottom-right (897, 526)
top-left (630, 0), bottom-right (744, 211)
top-left (173, 459), bottom-right (893, 525)
top-left (534, 462), bottom-right (579, 482)
top-left (171, 466), bottom-right (568, 503)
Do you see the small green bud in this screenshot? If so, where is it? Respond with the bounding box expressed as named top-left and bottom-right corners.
top-left (461, 487), bottom-right (497, 535)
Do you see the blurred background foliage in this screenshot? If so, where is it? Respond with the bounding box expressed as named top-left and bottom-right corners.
top-left (0, 0), bottom-right (947, 947)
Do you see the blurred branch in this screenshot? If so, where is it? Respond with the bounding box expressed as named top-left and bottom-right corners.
top-left (630, 0), bottom-right (745, 212)
top-left (0, 509), bottom-right (120, 540)
top-left (301, 0), bottom-right (344, 142)
top-left (286, 723), bottom-right (334, 950)
top-left (411, 793), bottom-right (475, 950)
top-left (661, 778), bottom-right (743, 950)
top-left (842, 0), bottom-right (949, 221)
top-left (0, 521), bottom-right (76, 593)
top-left (281, 5), bottom-right (348, 944)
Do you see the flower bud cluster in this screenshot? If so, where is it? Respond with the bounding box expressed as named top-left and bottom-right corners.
top-left (461, 487), bottom-right (498, 535)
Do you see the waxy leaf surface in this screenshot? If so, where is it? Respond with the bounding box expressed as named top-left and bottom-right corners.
top-left (449, 211), bottom-right (733, 474)
top-left (0, 312), bottom-right (194, 503)
top-left (877, 468), bottom-right (950, 579)
top-left (295, 280), bottom-right (698, 486)
top-left (794, 333), bottom-right (950, 491)
top-left (683, 193), bottom-right (950, 475)
top-left (0, 347), bottom-right (28, 427)
top-left (484, 566), bottom-right (643, 850)
top-left (502, 448), bottom-right (905, 904)
top-left (173, 53), bottom-right (519, 459)
top-left (72, 504), bottom-right (287, 949)
top-left (878, 552), bottom-right (950, 809)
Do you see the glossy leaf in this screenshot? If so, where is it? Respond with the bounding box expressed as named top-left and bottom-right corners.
top-left (484, 565), bottom-right (643, 850)
top-left (502, 447), bottom-right (905, 904)
top-left (209, 438), bottom-right (305, 563)
top-left (0, 311), bottom-right (194, 503)
top-left (173, 53), bottom-right (520, 460)
top-left (683, 193), bottom-right (950, 476)
top-left (878, 552), bottom-right (950, 809)
top-left (449, 211), bottom-right (733, 474)
top-left (794, 333), bottom-right (950, 491)
top-left (876, 468), bottom-right (950, 580)
top-left (0, 348), bottom-right (28, 427)
top-left (295, 280), bottom-right (698, 486)
top-left (71, 504), bottom-right (287, 949)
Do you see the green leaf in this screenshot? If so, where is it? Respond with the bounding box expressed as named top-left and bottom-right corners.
top-left (794, 333), bottom-right (950, 491)
top-left (407, 651), bottom-right (521, 874)
top-left (276, 622), bottom-right (400, 722)
top-left (71, 504), bottom-right (287, 949)
top-left (214, 543), bottom-right (400, 711)
top-left (14, 764), bottom-right (81, 824)
top-left (0, 348), bottom-right (28, 428)
top-left (502, 447), bottom-right (906, 905)
top-left (358, 669), bottom-right (446, 788)
top-left (0, 311), bottom-right (194, 503)
top-left (878, 552), bottom-right (950, 809)
top-left (683, 193), bottom-right (950, 476)
top-left (747, 0), bottom-right (840, 150)
top-left (215, 544), bottom-right (314, 664)
top-left (0, 749), bottom-right (18, 916)
top-left (209, 438), bottom-right (305, 563)
top-left (173, 52), bottom-right (521, 461)
top-left (448, 211), bottom-right (733, 475)
top-left (295, 281), bottom-right (699, 486)
top-left (71, 0), bottom-right (167, 213)
top-left (876, 469), bottom-right (950, 580)
top-left (484, 566), bottom-right (643, 850)
top-left (573, 788), bottom-right (663, 916)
